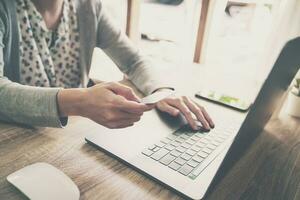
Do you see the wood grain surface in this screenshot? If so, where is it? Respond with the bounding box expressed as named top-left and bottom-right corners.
top-left (0, 102), bottom-right (299, 200)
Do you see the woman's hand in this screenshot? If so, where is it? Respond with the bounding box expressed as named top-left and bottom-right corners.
top-left (57, 82), bottom-right (154, 129)
top-left (156, 93), bottom-right (214, 131)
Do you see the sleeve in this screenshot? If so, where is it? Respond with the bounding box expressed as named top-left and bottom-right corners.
top-left (0, 17), bottom-right (67, 127)
top-left (96, 2), bottom-right (173, 95)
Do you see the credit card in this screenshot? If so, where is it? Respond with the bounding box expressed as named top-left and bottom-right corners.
top-left (141, 90), bottom-right (174, 104)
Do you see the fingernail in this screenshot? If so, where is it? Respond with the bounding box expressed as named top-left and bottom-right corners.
top-left (204, 124), bottom-right (211, 130)
top-left (195, 121), bottom-right (202, 127)
top-left (193, 124), bottom-right (201, 130)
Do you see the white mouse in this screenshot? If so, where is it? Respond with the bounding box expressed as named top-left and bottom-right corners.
top-left (7, 162), bottom-right (80, 200)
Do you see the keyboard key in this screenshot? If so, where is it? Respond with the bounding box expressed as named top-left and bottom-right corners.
top-left (159, 154), bottom-right (176, 165)
top-left (202, 148), bottom-right (213, 154)
top-left (192, 155), bottom-right (204, 163)
top-left (175, 137), bottom-right (186, 143)
top-left (151, 148), bottom-right (169, 160)
top-left (171, 141), bottom-right (181, 147)
top-left (154, 147), bottom-right (161, 152)
top-left (186, 139), bottom-right (196, 145)
top-left (187, 159), bottom-right (200, 168)
top-left (165, 144), bottom-right (176, 151)
top-left (200, 138), bottom-right (210, 144)
top-left (142, 149), bottom-right (154, 156)
top-left (173, 131), bottom-right (182, 136)
top-left (211, 140), bottom-right (221, 146)
top-left (155, 141), bottom-right (165, 148)
top-left (181, 142), bottom-right (192, 149)
top-left (206, 144), bottom-right (217, 150)
top-left (170, 150), bottom-right (181, 157)
top-left (167, 134), bottom-right (177, 140)
top-left (180, 134), bottom-right (189, 140)
top-left (174, 157), bottom-right (186, 165)
top-left (176, 146), bottom-right (186, 153)
top-left (186, 149), bottom-right (197, 156)
top-left (168, 161), bottom-right (181, 171)
top-left (178, 164), bottom-right (194, 176)
top-left (148, 145), bottom-right (156, 150)
top-left (190, 135), bottom-right (200, 141)
top-left (161, 138), bottom-right (171, 144)
top-left (196, 142), bottom-right (206, 148)
top-left (198, 151), bottom-right (209, 158)
top-left (184, 132), bottom-right (194, 137)
top-left (194, 133), bottom-right (205, 138)
top-left (181, 153), bottom-right (192, 161)
top-left (191, 145), bottom-right (201, 152)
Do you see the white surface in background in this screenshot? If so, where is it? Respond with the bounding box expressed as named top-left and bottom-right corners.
top-left (89, 48), bottom-right (123, 82)
top-left (90, 0), bottom-right (298, 96)
top-left (89, 0), bottom-right (126, 82)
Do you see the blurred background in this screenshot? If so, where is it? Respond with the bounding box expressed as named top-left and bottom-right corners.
top-left (90, 0), bottom-right (300, 98)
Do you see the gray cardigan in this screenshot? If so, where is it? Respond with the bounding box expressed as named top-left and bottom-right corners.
top-left (0, 0), bottom-right (164, 127)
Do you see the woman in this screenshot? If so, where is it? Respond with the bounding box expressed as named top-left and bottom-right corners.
top-left (0, 0), bottom-right (214, 130)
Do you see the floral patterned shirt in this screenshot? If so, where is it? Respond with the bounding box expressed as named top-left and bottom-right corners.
top-left (16, 0), bottom-right (81, 88)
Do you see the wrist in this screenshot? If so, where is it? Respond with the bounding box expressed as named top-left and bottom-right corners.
top-left (57, 88), bottom-right (88, 117)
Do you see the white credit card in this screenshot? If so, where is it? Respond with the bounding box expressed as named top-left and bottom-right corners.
top-left (141, 90), bottom-right (174, 104)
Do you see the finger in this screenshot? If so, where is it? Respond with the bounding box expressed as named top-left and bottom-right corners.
top-left (116, 97), bottom-right (154, 114)
top-left (118, 117), bottom-right (141, 124)
top-left (117, 123), bottom-right (134, 129)
top-left (113, 110), bottom-right (143, 120)
top-left (108, 82), bottom-right (140, 102)
top-left (183, 97), bottom-right (210, 130)
top-left (168, 99), bottom-right (198, 130)
top-left (156, 101), bottom-right (180, 116)
top-left (195, 102), bottom-right (215, 128)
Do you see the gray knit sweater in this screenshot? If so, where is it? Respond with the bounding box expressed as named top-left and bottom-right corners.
top-left (0, 0), bottom-right (164, 127)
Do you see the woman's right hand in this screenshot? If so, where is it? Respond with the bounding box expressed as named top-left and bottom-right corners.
top-left (57, 82), bottom-right (154, 129)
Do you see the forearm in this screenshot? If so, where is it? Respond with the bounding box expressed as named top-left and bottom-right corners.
top-left (0, 78), bottom-right (64, 127)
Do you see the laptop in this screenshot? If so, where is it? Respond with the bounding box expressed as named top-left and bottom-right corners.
top-left (85, 37), bottom-right (300, 199)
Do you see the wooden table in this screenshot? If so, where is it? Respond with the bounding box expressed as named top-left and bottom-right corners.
top-left (0, 65), bottom-right (300, 200)
top-left (1, 114), bottom-right (300, 200)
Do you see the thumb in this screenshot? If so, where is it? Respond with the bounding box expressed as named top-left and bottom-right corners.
top-left (107, 82), bottom-right (141, 102)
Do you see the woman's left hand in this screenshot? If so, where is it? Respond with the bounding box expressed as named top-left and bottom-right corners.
top-left (156, 94), bottom-right (215, 131)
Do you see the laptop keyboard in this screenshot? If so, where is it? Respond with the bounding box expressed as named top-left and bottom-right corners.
top-left (141, 119), bottom-right (239, 180)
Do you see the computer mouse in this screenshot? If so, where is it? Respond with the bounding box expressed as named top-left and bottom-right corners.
top-left (7, 162), bottom-right (80, 200)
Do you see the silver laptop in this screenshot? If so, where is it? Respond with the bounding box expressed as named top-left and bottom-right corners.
top-left (85, 38), bottom-right (300, 199)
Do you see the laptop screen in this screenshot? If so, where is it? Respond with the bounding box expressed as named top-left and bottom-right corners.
top-left (238, 37), bottom-right (300, 144)
top-left (211, 37), bottom-right (300, 187)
